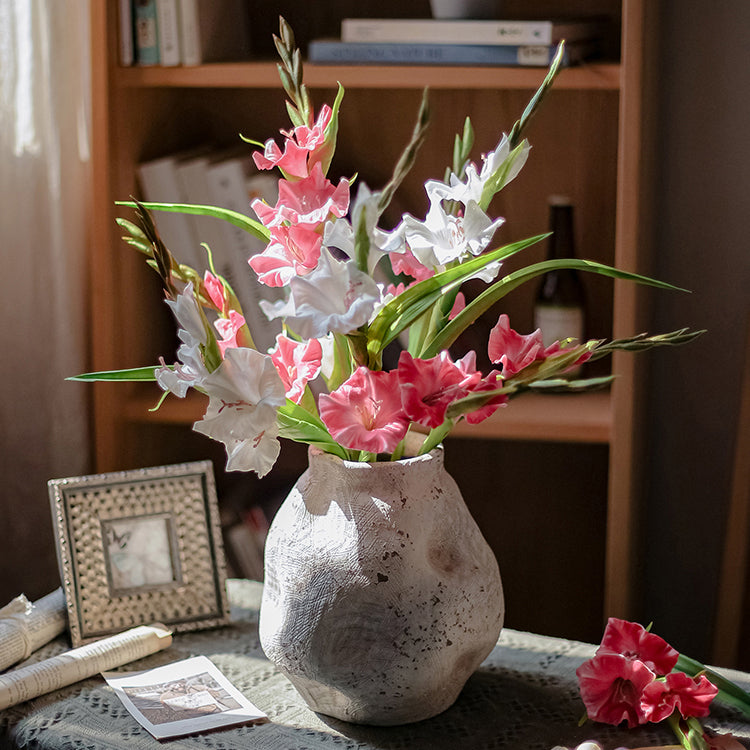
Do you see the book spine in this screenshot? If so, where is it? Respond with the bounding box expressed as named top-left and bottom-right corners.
top-left (177, 0), bottom-right (200, 65)
top-left (136, 156), bottom-right (201, 271)
top-left (133, 0), bottom-right (159, 66)
top-left (341, 18), bottom-right (555, 46)
top-left (308, 41), bottom-right (575, 67)
top-left (155, 0), bottom-right (181, 66)
top-left (118, 0), bottom-right (135, 66)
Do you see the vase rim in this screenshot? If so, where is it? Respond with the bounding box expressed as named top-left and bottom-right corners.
top-left (308, 444), bottom-right (443, 470)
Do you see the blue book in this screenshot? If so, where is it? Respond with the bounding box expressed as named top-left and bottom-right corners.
top-left (307, 39), bottom-right (596, 67)
top-left (133, 0), bottom-right (159, 66)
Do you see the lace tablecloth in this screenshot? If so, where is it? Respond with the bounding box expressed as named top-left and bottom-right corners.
top-left (2, 579), bottom-right (749, 750)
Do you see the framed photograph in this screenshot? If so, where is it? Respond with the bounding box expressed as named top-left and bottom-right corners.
top-left (49, 461), bottom-right (230, 646)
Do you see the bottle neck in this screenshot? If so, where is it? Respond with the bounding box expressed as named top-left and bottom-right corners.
top-left (548, 203), bottom-right (575, 261)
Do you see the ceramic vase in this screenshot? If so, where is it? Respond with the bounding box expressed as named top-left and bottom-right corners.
top-left (258, 446), bottom-right (504, 725)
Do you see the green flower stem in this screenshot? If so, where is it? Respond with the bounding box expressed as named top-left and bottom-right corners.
top-left (667, 713), bottom-right (708, 750)
top-left (419, 420), bottom-right (454, 455)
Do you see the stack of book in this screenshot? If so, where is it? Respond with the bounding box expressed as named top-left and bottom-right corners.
top-left (308, 17), bottom-right (607, 67)
top-left (136, 146), bottom-right (282, 353)
top-left (119, 0), bottom-right (251, 67)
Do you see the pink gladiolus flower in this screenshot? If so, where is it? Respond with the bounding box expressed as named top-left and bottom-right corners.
top-left (639, 671), bottom-right (717, 724)
top-left (253, 105), bottom-right (333, 179)
top-left (463, 370), bottom-right (508, 425)
top-left (597, 618), bottom-right (679, 675)
top-left (488, 314), bottom-right (554, 376)
top-left (204, 271), bottom-right (227, 313)
top-left (576, 653), bottom-right (656, 729)
top-left (397, 351), bottom-right (479, 429)
top-left (249, 224), bottom-right (323, 287)
top-left (449, 292), bottom-right (466, 320)
top-left (252, 163), bottom-right (349, 229)
top-left (270, 334), bottom-right (323, 404)
top-left (319, 367), bottom-right (409, 453)
top-left (390, 246), bottom-right (434, 282)
top-left (214, 310), bottom-right (247, 356)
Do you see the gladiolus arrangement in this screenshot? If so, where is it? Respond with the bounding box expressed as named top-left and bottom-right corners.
top-left (576, 619), bottom-right (750, 750)
top-left (75, 20), bottom-right (701, 477)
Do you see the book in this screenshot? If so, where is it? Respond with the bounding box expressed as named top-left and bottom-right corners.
top-left (308, 39), bottom-right (598, 67)
top-left (136, 151), bottom-right (203, 272)
top-left (155, 0), bottom-right (181, 66)
top-left (340, 17), bottom-right (607, 46)
top-left (178, 0), bottom-right (252, 65)
top-left (174, 150), bottom-right (228, 267)
top-left (117, 0), bottom-right (135, 66)
top-left (133, 0), bottom-right (159, 66)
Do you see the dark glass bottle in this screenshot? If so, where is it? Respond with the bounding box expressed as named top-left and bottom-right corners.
top-left (533, 196), bottom-right (586, 351)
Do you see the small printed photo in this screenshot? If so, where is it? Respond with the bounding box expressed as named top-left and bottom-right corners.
top-left (102, 514), bottom-right (180, 593)
top-left (103, 656), bottom-right (267, 740)
top-left (123, 671), bottom-right (241, 724)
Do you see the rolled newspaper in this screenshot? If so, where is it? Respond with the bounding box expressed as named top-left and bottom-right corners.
top-left (0, 623), bottom-right (173, 710)
top-left (0, 589), bottom-right (67, 672)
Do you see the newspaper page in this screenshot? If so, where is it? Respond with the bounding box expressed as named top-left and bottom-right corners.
top-left (0, 588), bottom-right (67, 672)
top-left (103, 656), bottom-right (267, 739)
top-left (0, 623), bottom-right (172, 710)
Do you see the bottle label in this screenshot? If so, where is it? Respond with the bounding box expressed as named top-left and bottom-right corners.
top-left (534, 306), bottom-right (584, 348)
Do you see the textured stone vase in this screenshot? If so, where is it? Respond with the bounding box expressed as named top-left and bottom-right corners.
top-left (259, 446), bottom-right (504, 725)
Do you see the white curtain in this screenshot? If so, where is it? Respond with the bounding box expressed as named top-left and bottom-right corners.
top-left (0, 0), bottom-right (91, 600)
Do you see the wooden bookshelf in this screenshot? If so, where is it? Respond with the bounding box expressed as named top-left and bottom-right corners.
top-left (88, 0), bottom-right (655, 642)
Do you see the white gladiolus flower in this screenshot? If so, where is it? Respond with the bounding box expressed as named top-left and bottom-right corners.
top-left (402, 198), bottom-right (503, 269)
top-left (194, 347), bottom-right (286, 477)
top-left (324, 183), bottom-right (406, 274)
top-left (425, 134), bottom-right (531, 208)
top-left (260, 248), bottom-right (380, 339)
top-left (155, 284), bottom-right (210, 397)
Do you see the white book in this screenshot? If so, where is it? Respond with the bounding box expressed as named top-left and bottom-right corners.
top-left (155, 0), bottom-right (181, 66)
top-left (174, 151), bottom-right (228, 272)
top-left (204, 153), bottom-right (281, 353)
top-left (118, 0), bottom-right (134, 66)
top-left (136, 152), bottom-right (203, 273)
top-left (340, 17), bottom-right (606, 46)
top-left (178, 0), bottom-right (251, 65)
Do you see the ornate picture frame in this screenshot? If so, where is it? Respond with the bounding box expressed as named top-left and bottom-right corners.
top-left (49, 461), bottom-right (230, 646)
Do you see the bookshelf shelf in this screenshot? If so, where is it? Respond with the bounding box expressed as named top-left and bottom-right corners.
top-left (115, 60), bottom-right (621, 91)
top-left (122, 388), bottom-right (612, 444)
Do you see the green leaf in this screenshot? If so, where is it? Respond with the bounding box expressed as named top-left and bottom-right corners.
top-left (116, 201), bottom-right (270, 243)
top-left (67, 366), bottom-right (159, 382)
top-left (276, 402), bottom-right (350, 459)
top-left (423, 258), bottom-right (689, 357)
top-left (367, 233), bottom-right (547, 364)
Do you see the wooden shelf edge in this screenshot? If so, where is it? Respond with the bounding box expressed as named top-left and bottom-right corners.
top-left (123, 389), bottom-right (611, 444)
top-left (449, 391), bottom-right (612, 444)
top-left (114, 61), bottom-right (621, 91)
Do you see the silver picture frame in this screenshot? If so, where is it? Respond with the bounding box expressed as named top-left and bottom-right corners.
top-left (49, 461), bottom-right (230, 646)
